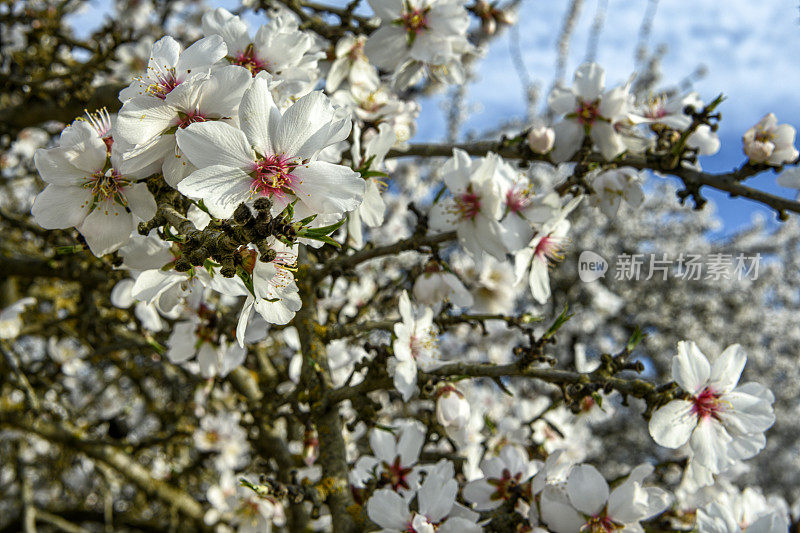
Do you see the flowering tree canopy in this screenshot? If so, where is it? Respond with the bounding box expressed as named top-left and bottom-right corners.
top-left (1, 0), bottom-right (799, 532)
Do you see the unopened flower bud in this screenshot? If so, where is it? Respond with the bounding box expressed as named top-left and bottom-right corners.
top-left (436, 383), bottom-right (470, 429)
top-left (527, 125), bottom-right (555, 154)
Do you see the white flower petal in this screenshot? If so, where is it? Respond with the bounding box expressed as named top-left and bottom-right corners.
top-left (79, 200), bottom-right (134, 256)
top-left (292, 161), bottom-right (364, 215)
top-left (124, 182), bottom-right (157, 221)
top-left (240, 77), bottom-right (280, 156)
top-left (690, 418), bottom-right (734, 473)
top-left (176, 121), bottom-right (254, 169)
top-left (566, 464), bottom-right (608, 516)
top-left (177, 165), bottom-right (253, 219)
top-left (672, 340), bottom-right (710, 394)
top-left (708, 343), bottom-right (746, 394)
top-left (31, 185), bottom-right (92, 229)
top-left (574, 63), bottom-right (605, 101)
top-left (367, 489), bottom-right (409, 530)
top-left (648, 399), bottom-right (695, 448)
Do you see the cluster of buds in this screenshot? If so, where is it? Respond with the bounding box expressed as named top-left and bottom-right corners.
top-left (138, 198), bottom-right (297, 278)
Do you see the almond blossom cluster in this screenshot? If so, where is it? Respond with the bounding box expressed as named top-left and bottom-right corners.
top-left (13, 2), bottom-right (800, 532)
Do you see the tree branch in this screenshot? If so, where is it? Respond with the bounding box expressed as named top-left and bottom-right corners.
top-left (388, 142), bottom-right (800, 217)
top-left (314, 230), bottom-right (457, 280)
top-left (326, 360), bottom-right (656, 404)
top-left (0, 414), bottom-right (209, 527)
top-left (294, 257), bottom-right (361, 532)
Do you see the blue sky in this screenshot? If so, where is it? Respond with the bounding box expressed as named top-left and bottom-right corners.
top-left (68, 0), bottom-right (800, 233)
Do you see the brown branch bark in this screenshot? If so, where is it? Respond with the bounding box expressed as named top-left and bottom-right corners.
top-left (326, 360), bottom-right (656, 404)
top-left (0, 414), bottom-right (209, 527)
top-left (314, 230), bottom-right (457, 280)
top-left (295, 256), bottom-right (361, 532)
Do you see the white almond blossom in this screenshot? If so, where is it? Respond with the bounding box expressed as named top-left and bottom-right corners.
top-left (326, 33), bottom-right (379, 92)
top-left (391, 291), bottom-right (440, 401)
top-left (460, 253), bottom-right (518, 314)
top-left (110, 277), bottom-right (170, 332)
top-left (351, 421), bottom-right (426, 496)
top-left (177, 78), bottom-right (363, 219)
top-left (497, 163), bottom-right (563, 252)
top-left (588, 167), bottom-right (645, 218)
top-left (412, 262), bottom-right (473, 310)
top-left (31, 122), bottom-right (156, 257)
top-left (742, 113), bottom-right (799, 166)
top-left (334, 82), bottom-right (420, 145)
top-left (688, 124), bottom-right (721, 157)
top-left (193, 412), bottom-right (250, 471)
top-left (367, 460), bottom-right (481, 533)
top-left (695, 486), bottom-right (789, 533)
top-left (539, 463), bottom-right (670, 532)
top-left (116, 65), bottom-right (252, 186)
top-left (629, 92), bottom-right (703, 131)
top-left (234, 243), bottom-right (302, 347)
top-left (364, 0), bottom-right (473, 88)
top-left (118, 35), bottom-right (227, 102)
top-left (166, 308), bottom-right (246, 378)
top-left (435, 383), bottom-right (471, 431)
top-left (206, 473), bottom-right (284, 533)
top-left (549, 63), bottom-right (629, 162)
top-left (648, 341), bottom-right (776, 475)
top-left (527, 123), bottom-right (556, 155)
top-left (514, 196), bottom-right (581, 304)
top-left (463, 444), bottom-right (540, 511)
top-left (202, 7), bottom-right (323, 102)
top-left (429, 149), bottom-right (507, 260)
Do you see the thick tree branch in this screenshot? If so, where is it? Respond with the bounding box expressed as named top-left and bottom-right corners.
top-left (295, 258), bottom-right (361, 532)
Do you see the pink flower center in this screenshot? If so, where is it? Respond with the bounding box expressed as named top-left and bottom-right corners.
top-left (505, 187), bottom-right (531, 213)
top-left (534, 234), bottom-right (563, 263)
top-left (402, 9), bottom-right (429, 34)
top-left (646, 106), bottom-right (668, 119)
top-left (146, 69), bottom-right (180, 100)
top-left (232, 45), bottom-right (269, 75)
top-left (176, 110), bottom-right (207, 129)
top-left (454, 191), bottom-right (482, 220)
top-left (691, 386), bottom-right (723, 420)
top-left (487, 468), bottom-right (524, 502)
top-left (576, 100), bottom-right (601, 126)
top-left (250, 154), bottom-right (299, 198)
top-left (380, 456), bottom-right (414, 491)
